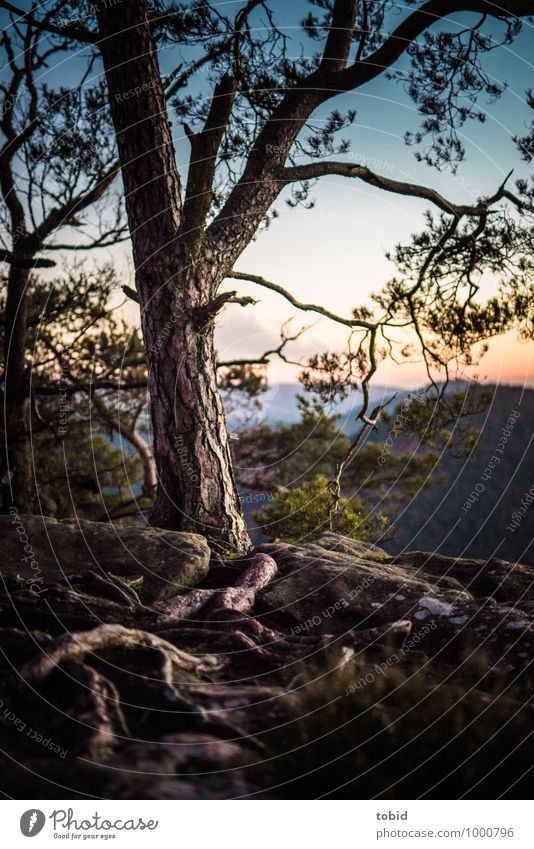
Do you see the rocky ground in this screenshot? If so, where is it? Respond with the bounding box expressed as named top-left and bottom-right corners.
top-left (0, 515), bottom-right (533, 799)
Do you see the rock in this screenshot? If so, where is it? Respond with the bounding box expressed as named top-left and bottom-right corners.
top-left (391, 550), bottom-right (534, 604)
top-left (139, 533), bottom-right (210, 603)
top-left (0, 514), bottom-right (210, 603)
top-left (307, 532), bottom-right (391, 560)
top-left (403, 599), bottom-right (534, 672)
top-left (257, 533), bottom-right (534, 677)
top-left (257, 535), bottom-right (471, 628)
top-left (0, 589), bottom-right (135, 635)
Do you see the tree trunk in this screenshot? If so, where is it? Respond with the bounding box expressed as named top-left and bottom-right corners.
top-left (126, 426), bottom-right (157, 500)
top-left (2, 263), bottom-right (33, 512)
top-left (142, 267), bottom-right (249, 549)
top-left (95, 0), bottom-right (250, 551)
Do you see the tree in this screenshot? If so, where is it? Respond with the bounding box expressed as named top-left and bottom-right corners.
top-left (4, 258), bottom-right (284, 522)
top-left (0, 8), bottom-right (127, 511)
top-left (255, 472), bottom-right (387, 544)
top-left (0, 261), bottom-right (154, 517)
top-left (8, 0), bottom-right (533, 551)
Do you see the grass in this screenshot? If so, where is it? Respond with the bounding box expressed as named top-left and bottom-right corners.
top-left (259, 650), bottom-right (534, 799)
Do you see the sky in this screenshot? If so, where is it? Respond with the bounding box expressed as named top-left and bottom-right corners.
top-left (206, 2), bottom-right (534, 388)
top-left (1, 1), bottom-right (533, 390)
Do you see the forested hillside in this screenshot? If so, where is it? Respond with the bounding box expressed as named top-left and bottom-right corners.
top-left (384, 385), bottom-right (533, 566)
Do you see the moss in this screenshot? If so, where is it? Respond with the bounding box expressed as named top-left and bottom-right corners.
top-left (361, 550), bottom-right (390, 563)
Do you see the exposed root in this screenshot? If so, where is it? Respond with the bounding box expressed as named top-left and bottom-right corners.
top-left (150, 588), bottom-right (218, 622)
top-left (60, 660), bottom-right (127, 759)
top-left (148, 553), bottom-right (278, 629)
top-left (17, 624), bottom-right (224, 685)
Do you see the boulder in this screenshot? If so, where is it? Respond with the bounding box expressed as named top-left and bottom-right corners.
top-left (257, 533), bottom-right (534, 675)
top-left (257, 534), bottom-right (472, 628)
top-left (139, 533), bottom-right (211, 603)
top-left (0, 514), bottom-right (210, 603)
top-left (391, 550), bottom-right (534, 604)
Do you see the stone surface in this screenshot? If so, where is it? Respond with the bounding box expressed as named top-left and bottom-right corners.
top-left (257, 534), bottom-right (472, 628)
top-left (139, 533), bottom-right (210, 603)
top-left (391, 550), bottom-right (534, 604)
top-left (1, 527), bottom-right (533, 799)
top-left (257, 533), bottom-right (534, 674)
top-left (0, 513), bottom-right (210, 603)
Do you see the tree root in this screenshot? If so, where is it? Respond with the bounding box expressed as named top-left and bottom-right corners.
top-left (59, 660), bottom-right (128, 758)
top-left (0, 544), bottom-right (416, 788)
top-left (206, 553), bottom-right (277, 615)
top-left (17, 624), bottom-right (224, 685)
top-left (10, 623), bottom-right (268, 748)
top-left (149, 553), bottom-right (278, 628)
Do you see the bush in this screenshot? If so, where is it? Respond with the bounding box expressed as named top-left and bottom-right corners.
top-left (255, 473), bottom-right (387, 543)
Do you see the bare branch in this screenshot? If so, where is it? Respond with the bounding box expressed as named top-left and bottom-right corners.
top-left (0, 249), bottom-right (55, 268)
top-left (279, 162), bottom-right (523, 217)
top-left (45, 231), bottom-right (130, 251)
top-left (233, 0), bottom-right (265, 76)
top-left (0, 1), bottom-right (97, 42)
top-left (329, 393), bottom-right (398, 527)
top-left (122, 285), bottom-right (140, 304)
top-left (227, 270), bottom-right (374, 329)
top-left (35, 163), bottom-right (120, 244)
top-left (217, 318), bottom-right (312, 370)
top-left (33, 380), bottom-right (148, 395)
top-left (164, 40), bottom-right (232, 100)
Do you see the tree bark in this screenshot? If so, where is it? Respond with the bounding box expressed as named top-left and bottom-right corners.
top-left (95, 0), bottom-right (250, 551)
top-left (2, 263), bottom-right (34, 512)
top-left (141, 266), bottom-right (250, 550)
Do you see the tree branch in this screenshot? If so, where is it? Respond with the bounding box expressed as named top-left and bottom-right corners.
top-left (319, 0), bottom-right (358, 73)
top-left (35, 163), bottom-right (120, 244)
top-left (330, 0), bottom-right (534, 93)
top-left (227, 270), bottom-right (374, 329)
top-left (182, 73), bottom-right (237, 249)
top-left (205, 0), bottom-right (534, 275)
top-left (33, 380), bottom-right (148, 395)
top-left (0, 249), bottom-right (55, 268)
top-left (0, 1), bottom-right (97, 43)
top-left (279, 161), bottom-right (523, 217)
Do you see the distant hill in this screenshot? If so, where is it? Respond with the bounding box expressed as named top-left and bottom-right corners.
top-left (242, 382), bottom-right (533, 566)
top-left (379, 385), bottom-right (534, 566)
top-left (228, 381), bottom-right (400, 427)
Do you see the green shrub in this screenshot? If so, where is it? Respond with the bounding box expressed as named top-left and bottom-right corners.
top-left (255, 473), bottom-right (388, 543)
